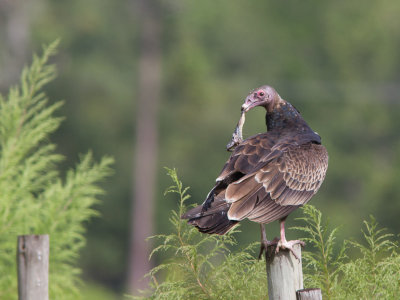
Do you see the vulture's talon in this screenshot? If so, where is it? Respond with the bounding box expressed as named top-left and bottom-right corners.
top-left (275, 239), bottom-right (305, 261)
top-left (258, 237), bottom-right (279, 260)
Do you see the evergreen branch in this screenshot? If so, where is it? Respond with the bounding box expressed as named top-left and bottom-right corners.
top-left (0, 41), bottom-right (114, 300)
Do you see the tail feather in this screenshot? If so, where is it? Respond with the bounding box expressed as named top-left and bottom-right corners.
top-left (181, 199), bottom-right (238, 235)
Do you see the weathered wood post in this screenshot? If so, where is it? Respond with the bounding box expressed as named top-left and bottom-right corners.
top-left (266, 244), bottom-right (303, 300)
top-left (17, 235), bottom-right (49, 300)
top-left (266, 244), bottom-right (322, 300)
top-left (296, 288), bottom-right (323, 300)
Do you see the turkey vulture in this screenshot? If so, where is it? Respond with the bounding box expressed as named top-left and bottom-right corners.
top-left (182, 85), bottom-right (328, 258)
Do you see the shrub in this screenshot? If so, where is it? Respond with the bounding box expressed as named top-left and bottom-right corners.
top-left (0, 41), bottom-right (113, 299)
top-left (138, 169), bottom-right (400, 300)
top-left (135, 168), bottom-right (267, 299)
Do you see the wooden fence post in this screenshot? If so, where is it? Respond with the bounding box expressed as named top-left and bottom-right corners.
top-left (17, 235), bottom-right (49, 300)
top-left (266, 244), bottom-right (322, 300)
top-left (296, 288), bottom-right (323, 300)
top-left (266, 244), bottom-right (303, 300)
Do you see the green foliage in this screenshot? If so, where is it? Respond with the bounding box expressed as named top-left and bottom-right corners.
top-left (293, 205), bottom-right (346, 298)
top-left (0, 42), bottom-right (113, 299)
top-left (20, 0), bottom-right (400, 290)
top-left (295, 206), bottom-right (400, 300)
top-left (134, 168), bottom-right (267, 300)
top-left (338, 217), bottom-right (400, 299)
top-left (137, 170), bottom-right (400, 299)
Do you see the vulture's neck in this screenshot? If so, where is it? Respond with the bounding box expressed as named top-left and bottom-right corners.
top-left (266, 101), bottom-right (321, 143)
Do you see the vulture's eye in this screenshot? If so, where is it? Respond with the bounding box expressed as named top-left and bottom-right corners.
top-left (258, 91), bottom-right (265, 97)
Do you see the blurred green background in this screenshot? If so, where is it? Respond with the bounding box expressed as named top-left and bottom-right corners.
top-left (1, 0), bottom-right (400, 298)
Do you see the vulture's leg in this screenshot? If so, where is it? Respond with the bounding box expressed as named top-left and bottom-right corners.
top-left (258, 224), bottom-right (279, 260)
top-left (275, 217), bottom-right (305, 260)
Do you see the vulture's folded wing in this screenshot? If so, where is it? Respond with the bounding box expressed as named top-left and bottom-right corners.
top-left (224, 142), bottom-right (328, 222)
top-left (216, 132), bottom-right (278, 182)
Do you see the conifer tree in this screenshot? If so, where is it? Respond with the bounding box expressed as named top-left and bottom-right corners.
top-left (0, 41), bottom-right (113, 299)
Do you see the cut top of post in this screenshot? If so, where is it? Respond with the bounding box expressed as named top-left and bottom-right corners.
top-left (296, 288), bottom-right (323, 300)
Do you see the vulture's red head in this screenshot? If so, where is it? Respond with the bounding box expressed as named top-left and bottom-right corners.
top-left (241, 85), bottom-right (281, 113)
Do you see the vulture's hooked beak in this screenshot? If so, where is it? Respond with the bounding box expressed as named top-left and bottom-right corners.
top-left (241, 95), bottom-right (259, 112)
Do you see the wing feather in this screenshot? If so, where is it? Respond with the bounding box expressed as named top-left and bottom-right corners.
top-left (225, 177), bottom-right (260, 202)
top-left (223, 142), bottom-right (328, 222)
top-left (268, 143), bottom-right (328, 206)
top-left (203, 131), bottom-right (328, 226)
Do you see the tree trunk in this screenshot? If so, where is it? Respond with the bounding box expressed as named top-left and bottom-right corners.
top-left (127, 0), bottom-right (161, 295)
top-left (0, 0), bottom-right (33, 90)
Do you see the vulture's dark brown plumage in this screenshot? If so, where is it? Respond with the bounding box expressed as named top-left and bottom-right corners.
top-left (182, 85), bottom-right (328, 247)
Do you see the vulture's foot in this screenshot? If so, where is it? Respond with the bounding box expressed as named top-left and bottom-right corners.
top-left (275, 239), bottom-right (305, 261)
top-left (258, 224), bottom-right (279, 260)
top-left (258, 237), bottom-right (279, 260)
